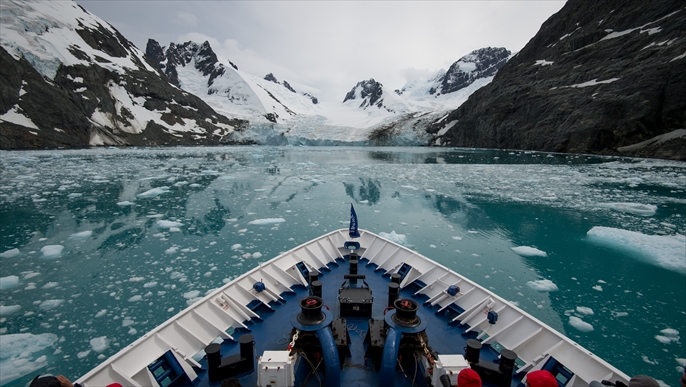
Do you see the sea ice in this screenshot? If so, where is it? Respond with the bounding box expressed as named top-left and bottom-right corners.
top-left (69, 231), bottom-right (92, 240)
top-left (231, 244), bottom-right (242, 250)
top-left (38, 299), bottom-right (64, 310)
top-left (89, 336), bottom-right (109, 352)
top-left (576, 306), bottom-right (594, 315)
top-left (587, 226), bottom-right (686, 274)
top-left (157, 220), bottom-right (183, 228)
top-left (0, 275), bottom-right (20, 290)
top-left (655, 328), bottom-right (680, 344)
top-left (0, 305), bottom-right (22, 316)
top-left (248, 218), bottom-right (286, 225)
top-left (0, 333), bottom-right (58, 385)
top-left (569, 316), bottom-right (594, 332)
top-left (183, 290), bottom-right (201, 299)
top-left (526, 279), bottom-right (558, 292)
top-left (116, 201), bottom-right (134, 206)
top-left (598, 202), bottom-right (657, 216)
top-left (379, 231), bottom-right (407, 245)
top-left (0, 248), bottom-right (20, 258)
top-left (511, 246), bottom-right (548, 257)
top-left (137, 187), bottom-right (170, 198)
top-left (94, 309), bottom-right (107, 318)
top-left (128, 295), bottom-right (142, 302)
top-left (40, 245), bottom-right (64, 258)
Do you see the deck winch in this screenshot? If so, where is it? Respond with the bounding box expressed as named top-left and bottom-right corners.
top-left (204, 334), bottom-right (255, 383)
top-left (465, 338), bottom-right (518, 387)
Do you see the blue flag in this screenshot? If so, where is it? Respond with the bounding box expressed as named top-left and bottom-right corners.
top-left (349, 203), bottom-right (360, 238)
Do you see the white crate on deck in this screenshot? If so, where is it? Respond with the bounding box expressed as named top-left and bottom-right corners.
top-left (431, 354), bottom-right (470, 387)
top-left (257, 350), bottom-right (295, 387)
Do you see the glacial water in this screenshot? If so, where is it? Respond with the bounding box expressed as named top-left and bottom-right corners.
top-left (0, 146), bottom-right (684, 386)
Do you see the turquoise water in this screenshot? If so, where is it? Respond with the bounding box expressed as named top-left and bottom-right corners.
top-left (0, 146), bottom-right (684, 386)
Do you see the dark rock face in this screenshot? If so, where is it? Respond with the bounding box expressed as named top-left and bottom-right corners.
top-left (429, 0), bottom-right (686, 160)
top-left (264, 73), bottom-right (279, 83)
top-left (344, 79), bottom-right (384, 108)
top-left (303, 93), bottom-right (318, 105)
top-left (146, 39), bottom-right (227, 88)
top-left (282, 80), bottom-right (296, 93)
top-left (434, 47), bottom-right (511, 95)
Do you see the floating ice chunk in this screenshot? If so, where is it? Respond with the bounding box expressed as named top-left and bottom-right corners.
top-left (0, 305), bottom-right (22, 316)
top-left (576, 306), bottom-right (594, 315)
top-left (69, 231), bottom-right (92, 240)
top-left (0, 333), bottom-right (58, 385)
top-left (655, 328), bottom-right (680, 344)
top-left (252, 252), bottom-right (263, 259)
top-left (587, 227), bottom-right (685, 274)
top-left (157, 220), bottom-right (183, 228)
top-left (137, 187), bottom-right (170, 198)
top-left (451, 236), bottom-right (462, 241)
top-left (116, 201), bottom-right (134, 206)
top-left (592, 285), bottom-right (603, 291)
top-left (231, 244), bottom-right (242, 250)
top-left (526, 279), bottom-right (558, 292)
top-left (379, 231), bottom-right (407, 245)
top-left (77, 350), bottom-right (91, 359)
top-left (90, 336), bottom-right (109, 352)
top-left (39, 299), bottom-right (64, 310)
top-left (183, 290), bottom-right (201, 299)
top-left (598, 202), bottom-right (657, 216)
top-left (165, 247), bottom-right (178, 255)
top-left (41, 282), bottom-right (58, 289)
top-left (143, 281), bottom-right (157, 288)
top-left (569, 316), bottom-right (594, 332)
top-left (612, 311), bottom-right (629, 317)
top-left (401, 185), bottom-right (418, 190)
top-left (122, 318), bottom-right (134, 327)
top-left (511, 246), bottom-right (548, 257)
top-left (219, 175), bottom-right (235, 180)
top-left (41, 245), bottom-right (63, 258)
top-left (248, 218), bottom-right (285, 225)
top-left (128, 295), bottom-right (142, 302)
top-left (128, 277), bottom-right (145, 282)
top-left (94, 309), bottom-right (107, 318)
top-left (0, 248), bottom-right (20, 258)
top-left (23, 272), bottom-right (40, 280)
top-left (0, 275), bottom-right (19, 290)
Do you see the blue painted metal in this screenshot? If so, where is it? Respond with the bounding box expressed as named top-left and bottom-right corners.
top-left (488, 310), bottom-right (498, 324)
top-left (316, 327), bottom-right (341, 387)
top-left (253, 281), bottom-right (265, 293)
top-left (380, 327), bottom-right (402, 387)
top-left (447, 285), bottom-right (459, 296)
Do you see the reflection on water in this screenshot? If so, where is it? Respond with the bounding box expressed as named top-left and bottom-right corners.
top-left (0, 146), bottom-right (684, 386)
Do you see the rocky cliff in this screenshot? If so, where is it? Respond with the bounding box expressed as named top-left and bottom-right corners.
top-left (428, 0), bottom-right (686, 160)
top-left (0, 1), bottom-right (248, 150)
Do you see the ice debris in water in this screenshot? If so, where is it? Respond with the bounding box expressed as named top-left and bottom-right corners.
top-left (90, 336), bottom-right (110, 352)
top-left (511, 246), bottom-right (548, 257)
top-left (576, 306), bottom-right (594, 315)
top-left (157, 220), bottom-right (183, 228)
top-left (38, 299), bottom-right (64, 310)
top-left (116, 201), bottom-right (134, 206)
top-left (137, 187), bottom-right (170, 198)
top-left (40, 245), bottom-right (63, 258)
top-left (526, 279), bottom-right (558, 292)
top-left (69, 231), bottom-right (92, 240)
top-left (0, 333), bottom-right (58, 385)
top-left (379, 231), bottom-right (407, 245)
top-left (587, 226), bottom-right (686, 274)
top-left (569, 316), bottom-right (594, 332)
top-left (598, 202), bottom-right (657, 216)
top-left (0, 248), bottom-right (20, 258)
top-left (0, 305), bottom-right (22, 316)
top-left (248, 218), bottom-right (285, 225)
top-left (655, 328), bottom-right (680, 344)
top-left (0, 275), bottom-right (20, 290)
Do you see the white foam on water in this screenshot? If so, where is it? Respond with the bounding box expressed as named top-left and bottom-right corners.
top-left (40, 245), bottom-right (63, 259)
top-left (576, 306), bottom-right (594, 315)
top-left (0, 275), bottom-right (20, 290)
top-left (0, 305), bottom-right (22, 316)
top-left (248, 218), bottom-right (285, 225)
top-left (511, 246), bottom-right (548, 257)
top-left (587, 226), bottom-right (686, 274)
top-left (526, 279), bottom-right (558, 292)
top-left (379, 231), bottom-right (407, 245)
top-left (38, 299), bottom-right (63, 310)
top-left (0, 333), bottom-right (58, 385)
top-left (157, 220), bottom-right (183, 228)
top-left (598, 202), bottom-right (657, 216)
top-left (569, 316), bottom-right (594, 332)
top-left (69, 231), bottom-right (92, 240)
top-left (0, 248), bottom-right (20, 258)
top-left (137, 187), bottom-right (170, 198)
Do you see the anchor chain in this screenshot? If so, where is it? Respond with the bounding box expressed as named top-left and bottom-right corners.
top-left (287, 329), bottom-right (300, 351)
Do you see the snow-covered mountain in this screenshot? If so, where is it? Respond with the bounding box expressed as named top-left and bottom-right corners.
top-left (145, 39), bottom-right (321, 125)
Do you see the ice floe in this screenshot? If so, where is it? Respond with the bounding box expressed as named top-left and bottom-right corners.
top-left (655, 328), bottom-right (680, 344)
top-left (576, 306), bottom-right (594, 315)
top-left (526, 279), bottom-right (558, 292)
top-left (379, 231), bottom-right (407, 245)
top-left (90, 336), bottom-right (110, 352)
top-left (248, 218), bottom-right (285, 225)
top-left (69, 230), bottom-right (92, 240)
top-left (597, 202), bottom-right (657, 216)
top-left (0, 248), bottom-right (20, 258)
top-left (0, 333), bottom-right (58, 385)
top-left (40, 245), bottom-right (63, 258)
top-left (0, 275), bottom-right (20, 290)
top-left (511, 246), bottom-right (548, 257)
top-left (587, 226), bottom-right (686, 274)
top-left (569, 316), bottom-right (594, 332)
top-left (0, 305), bottom-right (22, 316)
top-left (157, 220), bottom-right (183, 228)
top-left (137, 187), bottom-right (170, 198)
top-left (38, 299), bottom-right (64, 310)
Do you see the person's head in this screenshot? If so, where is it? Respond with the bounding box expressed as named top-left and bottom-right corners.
top-left (526, 370), bottom-right (558, 387)
top-left (457, 368), bottom-right (482, 387)
top-left (29, 376), bottom-right (61, 387)
top-left (629, 375), bottom-right (659, 387)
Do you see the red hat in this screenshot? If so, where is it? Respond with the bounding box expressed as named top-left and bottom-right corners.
top-left (527, 370), bottom-right (558, 387)
top-left (458, 368), bottom-right (482, 387)
top-left (106, 384), bottom-right (123, 387)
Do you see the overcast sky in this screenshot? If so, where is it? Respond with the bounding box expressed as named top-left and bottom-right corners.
top-left (76, 0), bottom-right (566, 103)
